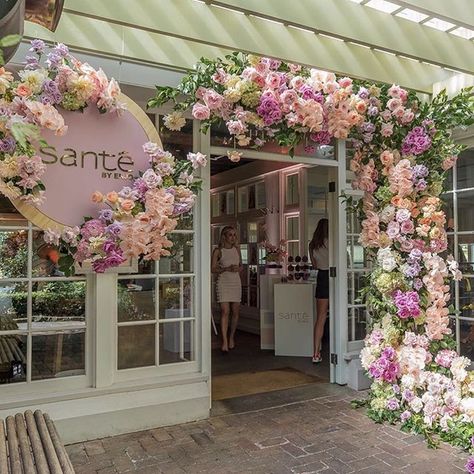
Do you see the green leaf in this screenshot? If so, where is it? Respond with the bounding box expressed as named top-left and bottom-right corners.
top-left (0, 34), bottom-right (21, 48)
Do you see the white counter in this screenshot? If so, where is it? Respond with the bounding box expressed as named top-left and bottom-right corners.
top-left (274, 283), bottom-right (316, 357)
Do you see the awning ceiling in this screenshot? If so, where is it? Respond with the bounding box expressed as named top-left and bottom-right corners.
top-left (22, 0), bottom-right (474, 93)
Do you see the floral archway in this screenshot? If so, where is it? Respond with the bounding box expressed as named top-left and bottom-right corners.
top-left (1, 41), bottom-right (474, 470)
top-left (150, 52), bottom-right (474, 470)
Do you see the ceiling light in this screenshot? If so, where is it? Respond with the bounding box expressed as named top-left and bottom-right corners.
top-left (348, 0), bottom-right (365, 3)
top-left (365, 0), bottom-right (400, 14)
top-left (395, 8), bottom-right (428, 23)
top-left (450, 27), bottom-right (474, 39)
top-left (424, 17), bottom-right (456, 31)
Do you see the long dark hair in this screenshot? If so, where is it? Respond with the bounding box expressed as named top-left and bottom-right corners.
top-left (309, 218), bottom-right (328, 252)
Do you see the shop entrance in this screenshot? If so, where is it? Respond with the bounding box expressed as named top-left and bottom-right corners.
top-left (208, 151), bottom-right (338, 402)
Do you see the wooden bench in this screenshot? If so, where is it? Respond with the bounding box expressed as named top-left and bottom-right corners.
top-left (0, 410), bottom-right (75, 473)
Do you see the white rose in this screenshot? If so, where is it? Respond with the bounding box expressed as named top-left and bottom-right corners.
top-left (409, 397), bottom-right (423, 413)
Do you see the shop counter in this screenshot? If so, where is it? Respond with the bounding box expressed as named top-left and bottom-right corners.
top-left (274, 283), bottom-right (316, 357)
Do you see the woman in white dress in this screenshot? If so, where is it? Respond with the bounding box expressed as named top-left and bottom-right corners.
top-left (211, 226), bottom-right (242, 353)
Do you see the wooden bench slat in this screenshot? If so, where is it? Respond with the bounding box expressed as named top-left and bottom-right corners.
top-left (2, 339), bottom-right (14, 364)
top-left (0, 421), bottom-right (9, 474)
top-left (44, 414), bottom-right (74, 474)
top-left (34, 410), bottom-right (62, 474)
top-left (0, 339), bottom-right (9, 364)
top-left (15, 414), bottom-right (35, 474)
top-left (7, 338), bottom-right (25, 364)
top-left (24, 411), bottom-right (49, 474)
top-left (6, 415), bottom-right (23, 474)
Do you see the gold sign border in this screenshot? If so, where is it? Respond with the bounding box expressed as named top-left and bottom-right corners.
top-left (12, 93), bottom-right (162, 231)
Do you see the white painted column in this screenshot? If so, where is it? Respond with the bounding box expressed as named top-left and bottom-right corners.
top-left (91, 273), bottom-right (117, 388)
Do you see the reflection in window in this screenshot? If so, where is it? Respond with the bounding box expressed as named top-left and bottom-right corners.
top-left (118, 325), bottom-right (156, 369)
top-left (286, 174), bottom-right (299, 206)
top-left (159, 321), bottom-right (193, 364)
top-left (118, 279), bottom-right (155, 323)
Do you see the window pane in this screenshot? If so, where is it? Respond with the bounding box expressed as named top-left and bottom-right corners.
top-left (118, 280), bottom-right (155, 323)
top-left (287, 216), bottom-right (299, 240)
top-left (118, 324), bottom-right (155, 369)
top-left (32, 281), bottom-right (86, 329)
top-left (348, 307), bottom-right (368, 342)
top-left (248, 223), bottom-right (258, 243)
top-left (347, 239), bottom-right (368, 269)
top-left (459, 277), bottom-right (474, 319)
top-left (456, 149), bottom-right (474, 191)
top-left (458, 190), bottom-right (474, 232)
top-left (159, 233), bottom-right (194, 274)
top-left (460, 319), bottom-right (474, 359)
top-left (0, 282), bottom-right (27, 331)
top-left (159, 277), bottom-right (193, 319)
top-left (159, 321), bottom-right (193, 364)
top-left (457, 235), bottom-right (474, 274)
top-left (0, 230), bottom-right (28, 278)
top-left (348, 273), bottom-right (365, 305)
top-left (286, 174), bottom-right (299, 206)
top-left (0, 335), bottom-right (26, 384)
top-left (240, 245), bottom-right (248, 264)
top-left (32, 231), bottom-right (64, 278)
top-left (31, 331), bottom-right (85, 380)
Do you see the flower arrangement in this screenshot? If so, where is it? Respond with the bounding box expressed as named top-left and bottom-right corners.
top-left (148, 53), bottom-right (366, 156)
top-left (0, 40), bottom-right (123, 206)
top-left (259, 239), bottom-right (287, 265)
top-left (45, 145), bottom-right (205, 274)
top-left (349, 82), bottom-right (474, 457)
top-left (0, 40), bottom-right (204, 275)
top-left (150, 50), bottom-right (474, 467)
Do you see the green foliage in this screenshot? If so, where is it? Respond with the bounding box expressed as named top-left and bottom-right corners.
top-left (0, 34), bottom-right (21, 66)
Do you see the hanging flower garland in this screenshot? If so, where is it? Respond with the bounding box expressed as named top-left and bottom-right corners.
top-left (0, 40), bottom-right (204, 275)
top-left (151, 52), bottom-right (474, 469)
top-left (148, 52), bottom-right (368, 157)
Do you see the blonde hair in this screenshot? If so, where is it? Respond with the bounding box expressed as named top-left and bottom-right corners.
top-left (219, 226), bottom-right (238, 249)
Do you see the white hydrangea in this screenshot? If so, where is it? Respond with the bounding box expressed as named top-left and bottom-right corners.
top-left (377, 247), bottom-right (397, 272)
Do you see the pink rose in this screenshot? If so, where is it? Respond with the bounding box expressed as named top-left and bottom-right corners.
top-left (192, 102), bottom-right (211, 120)
top-left (265, 72), bottom-right (281, 89)
top-left (400, 220), bottom-right (414, 234)
top-left (381, 122), bottom-right (394, 137)
top-left (203, 90), bottom-right (224, 110)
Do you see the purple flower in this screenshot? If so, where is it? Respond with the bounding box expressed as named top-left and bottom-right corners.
top-left (412, 164), bottom-right (429, 178)
top-left (0, 136), bottom-right (16, 153)
top-left (99, 209), bottom-right (114, 222)
top-left (103, 239), bottom-right (120, 254)
top-left (402, 389), bottom-right (415, 402)
top-left (393, 290), bottom-right (421, 319)
top-left (403, 262), bottom-right (421, 278)
top-left (92, 252), bottom-right (125, 273)
top-left (362, 122), bottom-right (376, 133)
top-left (106, 222), bottom-right (123, 237)
top-left (29, 39), bottom-right (46, 53)
top-left (358, 87), bottom-right (369, 99)
top-left (402, 127), bottom-right (432, 156)
top-left (386, 398), bottom-right (400, 411)
top-left (81, 219), bottom-right (105, 239)
top-left (368, 106), bottom-right (379, 116)
top-left (45, 52), bottom-right (62, 69)
top-left (413, 278), bottom-right (423, 290)
top-left (53, 43), bottom-right (69, 58)
top-left (415, 179), bottom-right (427, 191)
top-left (363, 133), bottom-right (373, 143)
top-left (400, 410), bottom-right (412, 422)
top-left (257, 93), bottom-right (282, 126)
top-left (465, 456), bottom-right (474, 474)
top-left (310, 131), bottom-right (332, 145)
top-left (24, 55), bottom-right (39, 70)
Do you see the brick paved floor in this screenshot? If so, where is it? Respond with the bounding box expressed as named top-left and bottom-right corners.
top-left (67, 385), bottom-right (469, 474)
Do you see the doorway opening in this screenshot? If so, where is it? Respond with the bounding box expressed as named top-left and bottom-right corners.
top-left (209, 154), bottom-right (335, 402)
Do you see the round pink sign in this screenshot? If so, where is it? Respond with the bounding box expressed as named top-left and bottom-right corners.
top-left (28, 96), bottom-right (160, 228)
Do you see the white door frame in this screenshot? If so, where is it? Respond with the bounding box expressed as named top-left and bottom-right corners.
top-left (198, 135), bottom-right (348, 398)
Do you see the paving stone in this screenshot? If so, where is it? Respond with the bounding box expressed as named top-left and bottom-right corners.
top-left (67, 386), bottom-right (469, 474)
top-left (84, 439), bottom-right (106, 456)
